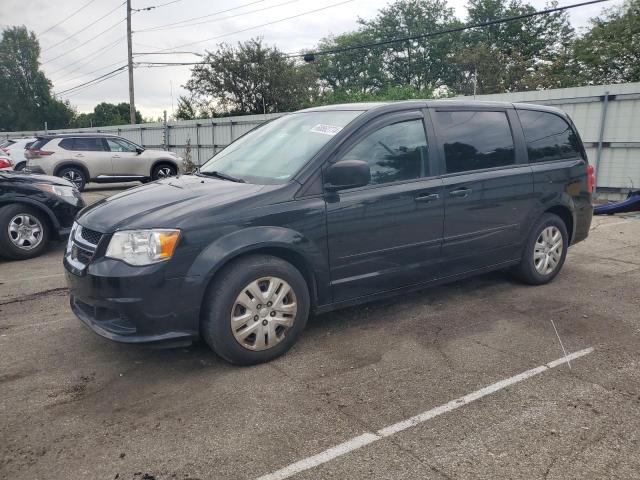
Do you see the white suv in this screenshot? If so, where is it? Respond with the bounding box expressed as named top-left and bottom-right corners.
top-left (1, 137), bottom-right (37, 171)
top-left (26, 134), bottom-right (183, 190)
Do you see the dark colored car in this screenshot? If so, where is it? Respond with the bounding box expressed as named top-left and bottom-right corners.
top-left (65, 101), bottom-right (593, 364)
top-left (0, 171), bottom-right (85, 260)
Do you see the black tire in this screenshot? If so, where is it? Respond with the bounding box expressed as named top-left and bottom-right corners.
top-left (58, 166), bottom-right (87, 191)
top-left (0, 204), bottom-right (51, 260)
top-left (152, 163), bottom-right (177, 181)
top-left (512, 213), bottom-right (569, 285)
top-left (201, 254), bottom-right (310, 365)
top-left (14, 161), bottom-right (26, 171)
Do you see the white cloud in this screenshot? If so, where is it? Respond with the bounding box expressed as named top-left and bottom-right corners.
top-left (2, 0), bottom-right (618, 118)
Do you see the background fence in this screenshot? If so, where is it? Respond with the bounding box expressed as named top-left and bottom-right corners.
top-left (3, 82), bottom-right (639, 196)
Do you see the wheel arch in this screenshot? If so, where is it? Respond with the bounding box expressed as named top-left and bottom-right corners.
top-left (53, 162), bottom-right (90, 180)
top-left (187, 227), bottom-right (328, 322)
top-left (544, 204), bottom-right (575, 244)
top-left (150, 158), bottom-right (179, 176)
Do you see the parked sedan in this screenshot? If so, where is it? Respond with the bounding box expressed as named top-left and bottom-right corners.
top-left (0, 171), bottom-right (85, 260)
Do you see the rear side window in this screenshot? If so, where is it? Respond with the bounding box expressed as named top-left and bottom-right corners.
top-left (517, 110), bottom-right (582, 162)
top-left (30, 138), bottom-right (51, 150)
top-left (58, 138), bottom-right (74, 150)
top-left (436, 111), bottom-right (515, 174)
top-left (72, 137), bottom-right (106, 151)
top-left (341, 119), bottom-right (429, 185)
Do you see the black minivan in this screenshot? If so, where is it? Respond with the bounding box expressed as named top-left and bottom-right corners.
top-left (65, 101), bottom-right (593, 364)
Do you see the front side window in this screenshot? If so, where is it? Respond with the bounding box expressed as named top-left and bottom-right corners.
top-left (200, 110), bottom-right (363, 184)
top-left (341, 119), bottom-right (429, 185)
top-left (107, 138), bottom-right (138, 153)
top-left (517, 110), bottom-right (582, 163)
top-left (73, 137), bottom-right (106, 152)
top-left (436, 111), bottom-right (515, 174)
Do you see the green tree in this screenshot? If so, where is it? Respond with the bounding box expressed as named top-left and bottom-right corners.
top-left (571, 0), bottom-right (640, 84)
top-left (175, 95), bottom-right (198, 120)
top-left (454, 0), bottom-right (575, 94)
top-left (0, 26), bottom-right (75, 130)
top-left (185, 38), bottom-right (318, 115)
top-left (72, 102), bottom-right (142, 128)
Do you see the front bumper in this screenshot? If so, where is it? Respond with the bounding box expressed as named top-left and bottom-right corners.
top-left (64, 243), bottom-right (201, 345)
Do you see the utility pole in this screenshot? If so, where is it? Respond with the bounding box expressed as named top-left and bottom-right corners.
top-left (126, 0), bottom-right (136, 124)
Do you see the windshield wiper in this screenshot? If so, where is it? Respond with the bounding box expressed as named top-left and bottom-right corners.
top-left (197, 170), bottom-right (246, 183)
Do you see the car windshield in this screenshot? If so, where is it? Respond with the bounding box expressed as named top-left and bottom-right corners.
top-left (199, 110), bottom-right (363, 184)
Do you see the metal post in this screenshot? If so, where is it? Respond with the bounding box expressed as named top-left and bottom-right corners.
top-left (196, 123), bottom-right (201, 165)
top-left (140, 127), bottom-right (144, 146)
top-left (126, 0), bottom-right (136, 125)
top-left (44, 122), bottom-right (48, 134)
top-left (163, 110), bottom-right (168, 151)
top-left (212, 119), bottom-right (216, 154)
top-left (595, 91), bottom-right (609, 195)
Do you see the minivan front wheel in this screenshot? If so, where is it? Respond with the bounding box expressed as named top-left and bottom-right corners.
top-left (201, 254), bottom-right (310, 365)
top-left (513, 213), bottom-right (568, 285)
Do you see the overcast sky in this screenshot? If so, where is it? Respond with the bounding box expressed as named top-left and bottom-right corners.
top-left (2, 0), bottom-right (620, 119)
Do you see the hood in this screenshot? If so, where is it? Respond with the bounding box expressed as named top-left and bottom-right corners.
top-left (141, 148), bottom-right (180, 158)
top-left (78, 174), bottom-right (266, 233)
top-left (0, 170), bottom-right (76, 187)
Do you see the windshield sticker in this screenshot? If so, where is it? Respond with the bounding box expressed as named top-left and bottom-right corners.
top-left (310, 124), bottom-right (343, 136)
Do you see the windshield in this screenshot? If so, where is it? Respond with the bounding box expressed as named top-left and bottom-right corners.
top-left (199, 110), bottom-right (363, 184)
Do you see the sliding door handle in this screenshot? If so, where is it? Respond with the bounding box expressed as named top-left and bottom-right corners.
top-left (415, 193), bottom-right (439, 203)
top-left (449, 188), bottom-right (472, 198)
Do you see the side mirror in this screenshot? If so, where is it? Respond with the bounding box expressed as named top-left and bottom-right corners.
top-left (324, 160), bottom-right (370, 191)
top-left (136, 147), bottom-right (144, 154)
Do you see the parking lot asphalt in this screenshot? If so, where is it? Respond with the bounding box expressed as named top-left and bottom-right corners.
top-left (1, 185), bottom-right (639, 480)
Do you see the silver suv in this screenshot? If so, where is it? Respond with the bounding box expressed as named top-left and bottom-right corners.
top-left (26, 134), bottom-right (183, 191)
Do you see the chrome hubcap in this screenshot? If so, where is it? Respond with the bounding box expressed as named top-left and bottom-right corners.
top-left (534, 226), bottom-right (563, 275)
top-left (62, 170), bottom-right (82, 187)
top-left (231, 276), bottom-right (297, 351)
top-left (157, 167), bottom-right (174, 178)
top-left (8, 214), bottom-right (43, 250)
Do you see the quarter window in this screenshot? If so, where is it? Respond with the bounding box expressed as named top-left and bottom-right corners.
top-left (517, 110), bottom-right (582, 162)
top-left (58, 139), bottom-right (74, 150)
top-left (341, 119), bottom-right (429, 185)
top-left (436, 111), bottom-right (515, 174)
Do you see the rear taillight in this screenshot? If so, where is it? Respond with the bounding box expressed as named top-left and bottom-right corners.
top-left (586, 164), bottom-right (595, 193)
top-left (29, 149), bottom-right (55, 156)
top-left (0, 158), bottom-right (11, 168)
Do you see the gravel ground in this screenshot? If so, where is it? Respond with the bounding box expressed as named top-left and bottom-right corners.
top-left (1, 186), bottom-right (639, 480)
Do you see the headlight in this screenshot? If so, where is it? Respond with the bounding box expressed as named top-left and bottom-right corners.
top-left (34, 183), bottom-right (78, 201)
top-left (106, 229), bottom-right (180, 266)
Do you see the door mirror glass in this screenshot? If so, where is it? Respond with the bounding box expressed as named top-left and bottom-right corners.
top-left (325, 160), bottom-right (371, 191)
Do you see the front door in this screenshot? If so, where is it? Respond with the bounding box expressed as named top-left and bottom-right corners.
top-left (325, 111), bottom-right (445, 303)
top-left (432, 108), bottom-right (534, 276)
top-left (105, 138), bottom-right (144, 176)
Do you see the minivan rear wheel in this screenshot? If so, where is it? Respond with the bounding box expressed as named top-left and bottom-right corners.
top-left (58, 166), bottom-right (87, 191)
top-left (201, 254), bottom-right (310, 365)
top-left (513, 213), bottom-right (568, 285)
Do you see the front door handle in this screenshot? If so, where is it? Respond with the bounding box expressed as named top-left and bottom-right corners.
top-left (415, 193), bottom-right (439, 203)
top-left (449, 188), bottom-right (472, 198)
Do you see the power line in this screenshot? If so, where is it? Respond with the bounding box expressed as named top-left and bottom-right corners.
top-left (54, 57), bottom-right (128, 87)
top-left (133, 0), bottom-right (265, 32)
top-left (132, 0), bottom-right (185, 12)
top-left (42, 1), bottom-right (126, 53)
top-left (152, 0), bottom-right (357, 52)
top-left (61, 69), bottom-right (128, 98)
top-left (38, 0), bottom-right (101, 36)
top-left (55, 65), bottom-right (127, 96)
top-left (43, 16), bottom-right (127, 65)
top-left (137, 0), bottom-right (303, 33)
top-left (292, 0), bottom-right (612, 59)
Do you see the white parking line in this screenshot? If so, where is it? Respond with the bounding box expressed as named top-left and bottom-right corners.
top-left (256, 347), bottom-right (594, 480)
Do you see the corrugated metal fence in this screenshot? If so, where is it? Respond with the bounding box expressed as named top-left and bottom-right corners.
top-left (3, 82), bottom-right (639, 193)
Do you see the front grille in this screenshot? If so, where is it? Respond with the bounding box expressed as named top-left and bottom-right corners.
top-left (80, 226), bottom-right (102, 245)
